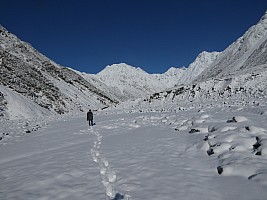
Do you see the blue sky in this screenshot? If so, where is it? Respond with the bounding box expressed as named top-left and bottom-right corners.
top-left (1, 0), bottom-right (267, 74)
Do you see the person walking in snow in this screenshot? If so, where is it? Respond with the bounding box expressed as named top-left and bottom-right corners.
top-left (87, 109), bottom-right (94, 126)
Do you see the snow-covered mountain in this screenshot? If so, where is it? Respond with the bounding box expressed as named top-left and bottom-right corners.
top-left (1, 11), bottom-right (267, 200)
top-left (93, 50), bottom-right (221, 100)
top-left (120, 10), bottom-right (267, 110)
top-left (0, 25), bottom-right (189, 119)
top-left (94, 63), bottom-right (186, 100)
top-left (177, 51), bottom-right (220, 85)
top-left (0, 26), bottom-right (119, 119)
top-left (197, 11), bottom-right (267, 81)
top-left (1, 10), bottom-right (267, 119)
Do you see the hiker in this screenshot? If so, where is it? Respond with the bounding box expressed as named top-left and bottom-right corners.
top-left (113, 193), bottom-right (124, 200)
top-left (87, 109), bottom-right (94, 126)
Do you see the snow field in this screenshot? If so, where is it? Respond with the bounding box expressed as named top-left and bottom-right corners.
top-left (0, 116), bottom-right (104, 200)
top-left (1, 105), bottom-right (267, 199)
top-left (89, 128), bottom-right (123, 199)
top-left (173, 107), bottom-right (267, 185)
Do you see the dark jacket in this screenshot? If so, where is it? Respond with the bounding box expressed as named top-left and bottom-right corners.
top-left (87, 111), bottom-right (93, 121)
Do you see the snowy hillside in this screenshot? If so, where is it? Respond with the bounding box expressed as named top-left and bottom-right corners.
top-left (94, 52), bottom-right (221, 100)
top-left (120, 10), bottom-right (267, 111)
top-left (95, 63), bottom-right (186, 100)
top-left (197, 11), bottom-right (267, 81)
top-left (1, 10), bottom-right (267, 120)
top-left (0, 25), bottom-right (218, 119)
top-left (1, 105), bottom-right (267, 199)
top-left (0, 26), bottom-right (119, 119)
top-left (177, 51), bottom-right (220, 85)
top-left (126, 70), bottom-right (267, 113)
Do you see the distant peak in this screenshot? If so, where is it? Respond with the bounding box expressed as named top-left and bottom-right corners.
top-left (194, 51), bottom-right (220, 63)
top-left (199, 51), bottom-right (209, 55)
top-left (164, 66), bottom-right (186, 76)
top-left (167, 66), bottom-right (184, 72)
top-left (104, 63), bottom-right (131, 71)
top-left (108, 63), bottom-right (130, 67)
top-left (108, 63), bottom-right (144, 71)
top-left (98, 63), bottom-right (147, 75)
top-left (198, 51), bottom-right (219, 57)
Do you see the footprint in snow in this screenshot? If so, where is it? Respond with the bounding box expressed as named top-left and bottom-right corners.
top-left (112, 193), bottom-right (124, 200)
top-left (89, 129), bottom-right (122, 199)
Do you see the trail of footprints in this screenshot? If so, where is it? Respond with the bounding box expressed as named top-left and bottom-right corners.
top-left (89, 128), bottom-right (126, 200)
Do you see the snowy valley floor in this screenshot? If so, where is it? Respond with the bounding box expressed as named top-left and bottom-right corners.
top-left (1, 105), bottom-right (267, 200)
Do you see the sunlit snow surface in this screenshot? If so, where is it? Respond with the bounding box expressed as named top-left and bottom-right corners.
top-left (1, 105), bottom-right (267, 200)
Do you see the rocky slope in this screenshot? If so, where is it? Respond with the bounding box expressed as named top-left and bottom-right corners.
top-left (0, 25), bottom-right (189, 119)
top-left (197, 11), bottom-right (267, 81)
top-left (118, 10), bottom-right (267, 110)
top-left (0, 26), bottom-right (119, 119)
top-left (177, 51), bottom-right (220, 85)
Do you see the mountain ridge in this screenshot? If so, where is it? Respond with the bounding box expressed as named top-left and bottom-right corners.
top-left (1, 10), bottom-right (267, 119)
top-left (0, 25), bottom-right (120, 119)
top-left (196, 10), bottom-right (267, 81)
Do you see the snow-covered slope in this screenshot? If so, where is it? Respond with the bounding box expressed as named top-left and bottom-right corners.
top-left (84, 50), bottom-right (221, 101)
top-left (0, 26), bottom-right (119, 119)
top-left (197, 11), bottom-right (267, 81)
top-left (0, 85), bottom-right (51, 119)
top-left (119, 10), bottom-right (267, 111)
top-left (177, 51), bottom-right (220, 85)
top-left (128, 70), bottom-right (267, 112)
top-left (1, 10), bottom-right (267, 120)
top-left (0, 25), bottom-right (215, 119)
top-left (1, 106), bottom-right (267, 199)
top-left (93, 50), bottom-right (221, 100)
top-left (95, 63), bottom-right (186, 100)
top-left (92, 9), bottom-right (267, 102)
